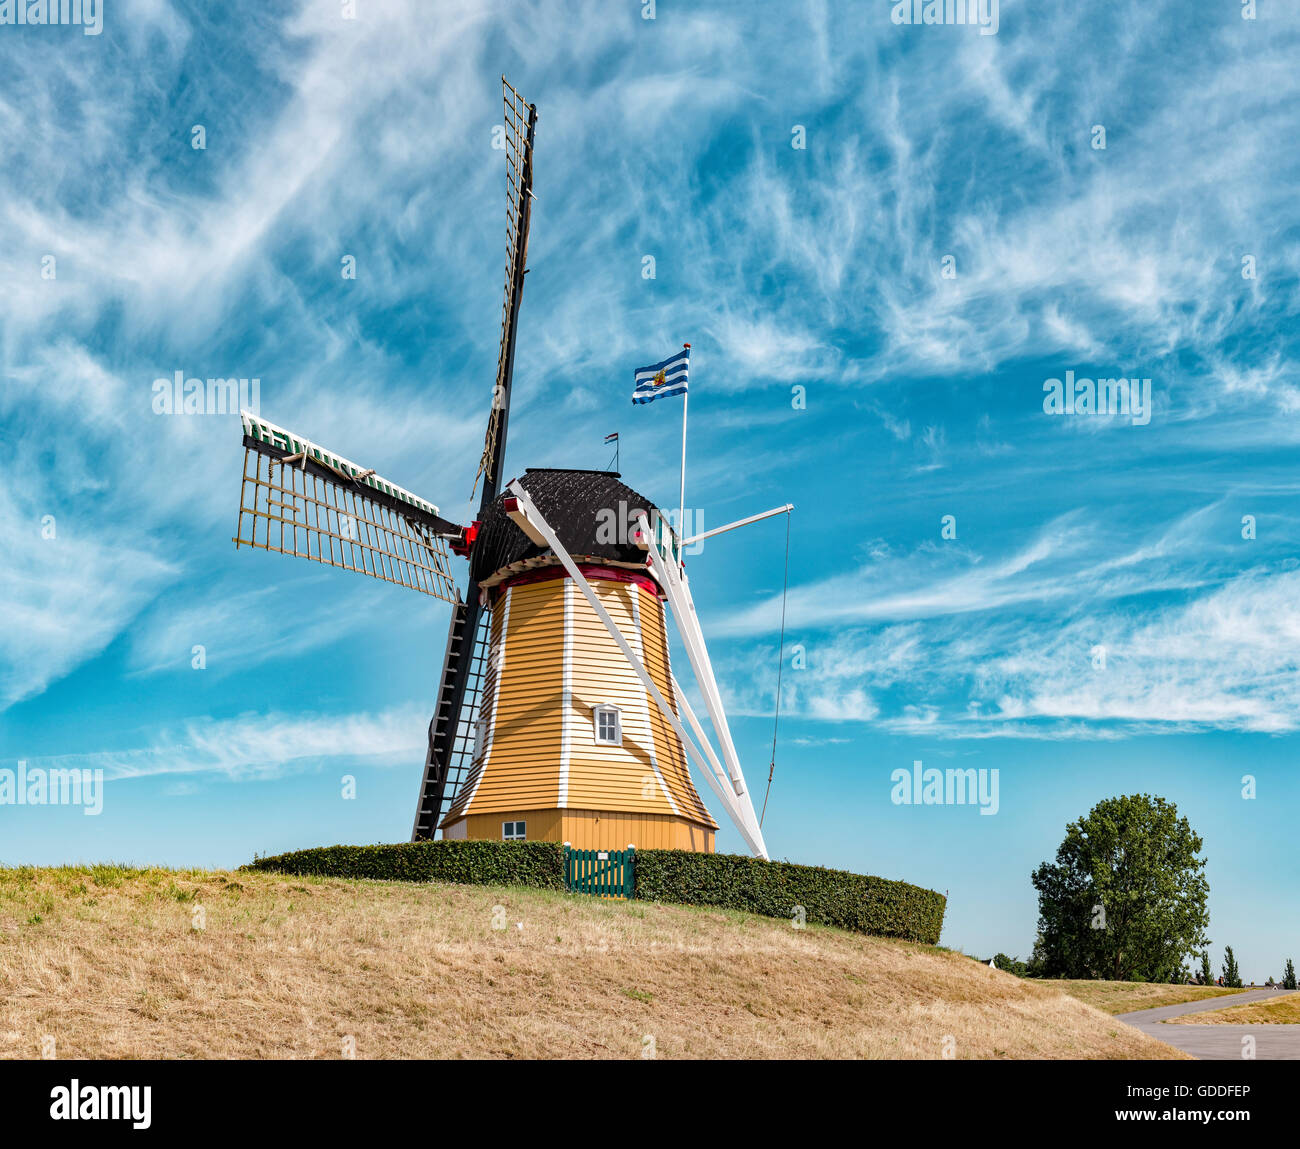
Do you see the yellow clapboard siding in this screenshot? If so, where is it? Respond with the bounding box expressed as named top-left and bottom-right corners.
top-left (444, 581), bottom-right (564, 820)
top-left (443, 808), bottom-right (713, 852)
top-left (567, 581), bottom-right (679, 816)
top-left (561, 809), bottom-right (715, 851)
top-left (447, 808), bottom-right (565, 843)
top-left (445, 572), bottom-right (717, 847)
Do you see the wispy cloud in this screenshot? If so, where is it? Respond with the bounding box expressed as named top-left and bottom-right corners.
top-left (723, 563), bottom-right (1300, 738)
top-left (0, 484), bottom-right (176, 709)
top-left (16, 704), bottom-right (429, 782)
top-left (125, 577), bottom-right (411, 677)
top-left (4, 0), bottom-right (1300, 749)
top-left (716, 495), bottom-right (1300, 738)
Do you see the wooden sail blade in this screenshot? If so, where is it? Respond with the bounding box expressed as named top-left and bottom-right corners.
top-left (411, 600), bottom-right (491, 840)
top-left (472, 76), bottom-right (537, 504)
top-left (233, 411), bottom-right (463, 605)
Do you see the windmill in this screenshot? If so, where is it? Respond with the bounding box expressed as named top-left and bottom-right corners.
top-left (231, 78), bottom-right (787, 858)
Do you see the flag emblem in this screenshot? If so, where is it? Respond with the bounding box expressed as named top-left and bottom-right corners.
top-left (633, 346), bottom-right (689, 405)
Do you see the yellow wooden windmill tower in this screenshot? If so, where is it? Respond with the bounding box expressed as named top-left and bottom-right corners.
top-left (231, 79), bottom-right (786, 859)
top-left (438, 470), bottom-right (716, 851)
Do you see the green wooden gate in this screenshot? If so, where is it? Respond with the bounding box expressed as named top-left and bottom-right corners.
top-left (564, 846), bottom-right (635, 900)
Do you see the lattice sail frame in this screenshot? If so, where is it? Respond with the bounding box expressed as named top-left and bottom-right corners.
top-left (233, 411), bottom-right (461, 604)
top-left (473, 76), bottom-right (536, 496)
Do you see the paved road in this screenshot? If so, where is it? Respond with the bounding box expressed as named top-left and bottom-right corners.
top-left (1119, 987), bottom-right (1300, 1060)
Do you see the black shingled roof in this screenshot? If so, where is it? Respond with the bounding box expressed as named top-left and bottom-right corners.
top-left (470, 468), bottom-right (662, 588)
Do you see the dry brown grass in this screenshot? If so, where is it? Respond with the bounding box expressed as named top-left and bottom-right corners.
top-left (1164, 992), bottom-right (1300, 1025)
top-left (1051, 980), bottom-right (1246, 1015)
top-left (0, 866), bottom-right (1187, 1060)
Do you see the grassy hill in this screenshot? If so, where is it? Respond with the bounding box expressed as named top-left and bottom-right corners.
top-left (0, 866), bottom-right (1187, 1060)
top-left (1165, 993), bottom-right (1300, 1025)
top-left (1051, 980), bottom-right (1245, 1015)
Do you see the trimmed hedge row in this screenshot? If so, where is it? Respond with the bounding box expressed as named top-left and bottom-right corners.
top-left (634, 849), bottom-right (946, 944)
top-left (243, 840), bottom-right (565, 890)
top-left (245, 840), bottom-right (945, 944)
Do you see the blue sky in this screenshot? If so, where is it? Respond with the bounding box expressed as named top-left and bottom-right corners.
top-left (2, 0), bottom-right (1299, 981)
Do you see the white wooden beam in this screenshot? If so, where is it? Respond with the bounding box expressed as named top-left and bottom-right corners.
top-left (640, 514), bottom-right (746, 793)
top-left (680, 503), bottom-right (793, 547)
top-left (671, 675), bottom-right (742, 812)
top-left (637, 511), bottom-right (767, 854)
top-left (502, 494), bottom-right (549, 547)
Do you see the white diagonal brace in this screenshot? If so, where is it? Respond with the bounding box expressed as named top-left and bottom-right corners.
top-left (671, 674), bottom-right (738, 810)
top-left (670, 676), bottom-right (749, 831)
top-left (667, 685), bottom-right (750, 833)
top-left (638, 511), bottom-right (766, 849)
top-left (507, 480), bottom-right (768, 858)
top-left (638, 515), bottom-right (746, 792)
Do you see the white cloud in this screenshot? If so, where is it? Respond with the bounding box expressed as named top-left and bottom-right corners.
top-left (0, 485), bottom-right (176, 709)
top-left (5, 0), bottom-right (1300, 733)
top-left (126, 577), bottom-right (434, 677)
top-left (724, 565), bottom-right (1300, 738)
top-left (19, 704), bottom-right (429, 782)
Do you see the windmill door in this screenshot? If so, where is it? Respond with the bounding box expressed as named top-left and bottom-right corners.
top-left (564, 846), bottom-right (635, 900)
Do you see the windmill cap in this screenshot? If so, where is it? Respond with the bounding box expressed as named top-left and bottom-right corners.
top-left (471, 468), bottom-right (666, 590)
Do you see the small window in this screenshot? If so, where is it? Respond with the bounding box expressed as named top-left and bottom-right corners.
top-left (593, 705), bottom-right (622, 746)
top-left (502, 820), bottom-right (526, 841)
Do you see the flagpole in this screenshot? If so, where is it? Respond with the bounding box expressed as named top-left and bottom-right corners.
top-left (678, 343), bottom-right (689, 569)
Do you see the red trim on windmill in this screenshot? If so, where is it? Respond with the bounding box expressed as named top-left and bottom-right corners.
top-left (450, 520), bottom-right (481, 557)
top-left (497, 563), bottom-right (661, 597)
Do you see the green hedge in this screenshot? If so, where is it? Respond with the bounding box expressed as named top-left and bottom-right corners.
top-left (634, 849), bottom-right (945, 944)
top-left (243, 840), bottom-right (565, 890)
top-left (244, 840), bottom-right (944, 944)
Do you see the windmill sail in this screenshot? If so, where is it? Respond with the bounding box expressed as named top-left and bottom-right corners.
top-left (411, 601), bottom-right (492, 841)
top-left (233, 411), bottom-right (462, 605)
top-left (414, 78), bottom-right (538, 839)
top-left (472, 76), bottom-right (537, 502)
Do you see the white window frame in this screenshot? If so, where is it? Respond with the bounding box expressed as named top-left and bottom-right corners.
top-left (502, 820), bottom-right (526, 841)
top-left (592, 704), bottom-right (622, 747)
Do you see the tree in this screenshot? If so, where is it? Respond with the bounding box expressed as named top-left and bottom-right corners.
top-left (1283, 958), bottom-right (1296, 991)
top-left (1030, 794), bottom-right (1210, 981)
top-left (1222, 946), bottom-right (1242, 988)
top-left (1025, 932), bottom-right (1051, 978)
top-left (1200, 952), bottom-right (1213, 985)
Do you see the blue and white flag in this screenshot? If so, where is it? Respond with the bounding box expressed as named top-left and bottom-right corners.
top-left (632, 345), bottom-right (689, 405)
